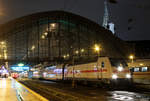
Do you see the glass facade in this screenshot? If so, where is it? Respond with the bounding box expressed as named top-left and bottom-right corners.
top-left (0, 11), bottom-right (130, 65)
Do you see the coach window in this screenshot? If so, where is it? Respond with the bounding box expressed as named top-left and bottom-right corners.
top-left (141, 67), bottom-right (148, 72)
top-left (134, 68), bottom-right (139, 72)
top-left (101, 62), bottom-right (104, 68)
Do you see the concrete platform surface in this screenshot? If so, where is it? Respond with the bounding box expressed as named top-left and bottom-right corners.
top-left (0, 78), bottom-right (18, 101)
top-left (0, 78), bottom-right (46, 101)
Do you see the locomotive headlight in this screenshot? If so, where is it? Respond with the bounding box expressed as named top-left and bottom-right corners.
top-left (117, 66), bottom-right (123, 72)
top-left (126, 74), bottom-right (131, 78)
top-left (112, 74), bottom-right (118, 79)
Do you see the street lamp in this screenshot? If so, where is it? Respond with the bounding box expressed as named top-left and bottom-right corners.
top-left (63, 54), bottom-right (69, 59)
top-left (41, 35), bottom-right (45, 39)
top-left (80, 49), bottom-right (85, 57)
top-left (0, 41), bottom-right (5, 45)
top-left (94, 44), bottom-right (101, 57)
top-left (129, 55), bottom-right (134, 63)
top-left (63, 55), bottom-right (66, 59)
top-left (31, 45), bottom-right (35, 50)
top-left (94, 44), bottom-right (103, 80)
top-left (66, 54), bottom-right (69, 57)
top-left (44, 32), bottom-right (48, 36)
top-left (140, 63), bottom-right (143, 66)
top-left (51, 23), bottom-right (56, 28)
top-left (81, 49), bottom-right (84, 53)
top-left (75, 50), bottom-right (79, 54)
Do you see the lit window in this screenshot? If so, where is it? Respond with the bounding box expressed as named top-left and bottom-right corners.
top-left (134, 68), bottom-right (139, 72)
top-left (141, 67), bottom-right (148, 72)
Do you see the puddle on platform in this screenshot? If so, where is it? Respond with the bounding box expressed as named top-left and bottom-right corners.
top-left (107, 91), bottom-right (150, 101)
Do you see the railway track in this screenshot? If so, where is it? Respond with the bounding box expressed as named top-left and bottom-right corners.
top-left (19, 79), bottom-right (107, 101)
top-left (19, 79), bottom-right (150, 101)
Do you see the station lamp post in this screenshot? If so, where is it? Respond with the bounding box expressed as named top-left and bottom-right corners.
top-left (94, 44), bottom-right (103, 80)
top-left (94, 44), bottom-right (101, 57)
top-left (81, 49), bottom-right (84, 53)
top-left (129, 54), bottom-right (134, 82)
top-left (129, 55), bottom-right (134, 63)
top-left (31, 45), bottom-right (35, 50)
top-left (72, 48), bottom-right (84, 88)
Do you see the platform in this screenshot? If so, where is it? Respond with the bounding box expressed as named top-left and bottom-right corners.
top-left (0, 78), bottom-right (48, 101)
top-left (0, 78), bottom-right (18, 101)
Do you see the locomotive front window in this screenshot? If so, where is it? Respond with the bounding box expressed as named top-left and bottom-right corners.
top-left (134, 68), bottom-right (140, 72)
top-left (101, 62), bottom-right (104, 68)
top-left (141, 67), bottom-right (148, 72)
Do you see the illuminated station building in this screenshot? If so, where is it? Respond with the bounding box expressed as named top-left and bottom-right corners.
top-left (0, 11), bottom-right (130, 72)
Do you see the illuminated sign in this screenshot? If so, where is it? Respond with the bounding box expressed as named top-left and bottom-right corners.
top-left (11, 66), bottom-right (29, 71)
top-left (18, 63), bottom-right (24, 67)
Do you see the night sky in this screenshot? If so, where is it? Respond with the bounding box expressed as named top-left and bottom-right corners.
top-left (0, 0), bottom-right (150, 41)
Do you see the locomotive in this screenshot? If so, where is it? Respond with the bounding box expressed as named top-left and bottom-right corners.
top-left (29, 57), bottom-right (131, 84)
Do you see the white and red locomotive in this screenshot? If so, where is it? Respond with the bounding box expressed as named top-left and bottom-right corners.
top-left (30, 57), bottom-right (131, 84)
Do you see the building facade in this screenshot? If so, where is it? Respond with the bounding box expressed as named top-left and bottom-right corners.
top-left (0, 11), bottom-right (130, 65)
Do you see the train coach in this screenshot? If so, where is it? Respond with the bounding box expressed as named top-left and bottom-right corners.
top-left (130, 66), bottom-right (150, 85)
